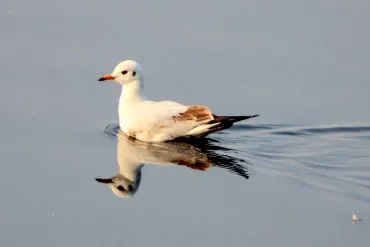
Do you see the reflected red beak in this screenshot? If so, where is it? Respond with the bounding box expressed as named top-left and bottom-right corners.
top-left (98, 74), bottom-right (116, 81)
top-left (95, 178), bottom-right (114, 184)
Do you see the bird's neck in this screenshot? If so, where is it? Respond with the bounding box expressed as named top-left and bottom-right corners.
top-left (119, 80), bottom-right (143, 105)
top-left (118, 162), bottom-right (143, 182)
top-left (118, 80), bottom-right (144, 129)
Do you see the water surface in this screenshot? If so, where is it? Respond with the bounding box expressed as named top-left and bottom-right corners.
top-left (1, 0), bottom-right (370, 246)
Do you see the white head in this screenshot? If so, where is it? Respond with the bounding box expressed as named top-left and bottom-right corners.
top-left (95, 173), bottom-right (142, 198)
top-left (98, 60), bottom-right (144, 85)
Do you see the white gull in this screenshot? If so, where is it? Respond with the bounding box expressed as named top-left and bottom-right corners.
top-left (98, 60), bottom-right (258, 142)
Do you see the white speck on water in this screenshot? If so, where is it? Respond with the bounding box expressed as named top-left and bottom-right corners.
top-left (352, 212), bottom-right (360, 224)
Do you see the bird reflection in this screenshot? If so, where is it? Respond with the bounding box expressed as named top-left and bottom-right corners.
top-left (95, 124), bottom-right (250, 198)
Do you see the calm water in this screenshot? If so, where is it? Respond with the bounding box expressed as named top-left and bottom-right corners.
top-left (103, 123), bottom-right (370, 203)
top-left (2, 0), bottom-right (370, 246)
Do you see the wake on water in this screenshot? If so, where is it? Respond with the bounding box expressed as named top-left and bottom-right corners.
top-left (221, 124), bottom-right (370, 203)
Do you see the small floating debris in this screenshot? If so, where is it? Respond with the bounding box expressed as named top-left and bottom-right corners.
top-left (352, 212), bottom-right (361, 224)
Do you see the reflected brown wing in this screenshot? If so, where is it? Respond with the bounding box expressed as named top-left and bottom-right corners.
top-left (172, 157), bottom-right (212, 171)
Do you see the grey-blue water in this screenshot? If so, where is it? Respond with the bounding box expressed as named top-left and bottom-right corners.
top-left (2, 0), bottom-right (370, 246)
top-left (102, 123), bottom-right (370, 204)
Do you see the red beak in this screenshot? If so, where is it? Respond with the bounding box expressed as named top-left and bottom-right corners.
top-left (98, 74), bottom-right (116, 81)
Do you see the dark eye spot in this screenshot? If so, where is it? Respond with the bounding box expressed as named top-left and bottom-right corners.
top-left (132, 71), bottom-right (136, 77)
top-left (121, 70), bottom-right (128, 75)
top-left (128, 184), bottom-right (134, 191)
top-left (117, 185), bottom-right (125, 192)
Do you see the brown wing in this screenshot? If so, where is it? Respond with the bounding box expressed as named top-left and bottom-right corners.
top-left (172, 157), bottom-right (212, 171)
top-left (173, 105), bottom-right (214, 123)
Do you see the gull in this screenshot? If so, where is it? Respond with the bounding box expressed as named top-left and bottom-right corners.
top-left (95, 126), bottom-right (249, 198)
top-left (98, 60), bottom-right (259, 142)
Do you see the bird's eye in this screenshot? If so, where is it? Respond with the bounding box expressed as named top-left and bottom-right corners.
top-left (128, 184), bottom-right (134, 191)
top-left (117, 185), bottom-right (126, 192)
top-left (121, 70), bottom-right (128, 75)
top-left (132, 71), bottom-right (136, 77)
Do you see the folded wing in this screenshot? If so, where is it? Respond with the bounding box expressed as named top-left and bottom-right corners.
top-left (127, 101), bottom-right (258, 141)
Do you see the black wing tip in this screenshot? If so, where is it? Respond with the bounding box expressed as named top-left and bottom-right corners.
top-left (213, 114), bottom-right (259, 123)
top-left (234, 114), bottom-right (259, 122)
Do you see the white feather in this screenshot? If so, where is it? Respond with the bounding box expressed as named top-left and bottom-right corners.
top-left (120, 100), bottom-right (203, 142)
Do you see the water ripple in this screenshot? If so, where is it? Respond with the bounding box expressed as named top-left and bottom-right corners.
top-left (220, 124), bottom-right (370, 202)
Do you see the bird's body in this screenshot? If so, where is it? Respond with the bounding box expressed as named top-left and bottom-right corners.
top-left (99, 60), bottom-right (258, 142)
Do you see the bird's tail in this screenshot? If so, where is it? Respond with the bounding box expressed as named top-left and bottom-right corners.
top-left (185, 114), bottom-right (259, 139)
top-left (210, 114), bottom-right (259, 125)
